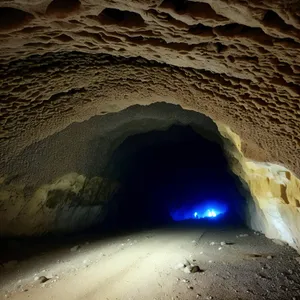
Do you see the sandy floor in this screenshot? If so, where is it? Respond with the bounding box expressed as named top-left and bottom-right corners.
top-left (1, 223), bottom-right (300, 300)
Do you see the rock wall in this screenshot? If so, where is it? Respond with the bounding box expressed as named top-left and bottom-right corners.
top-left (0, 173), bottom-right (119, 236)
top-left (0, 1), bottom-right (299, 248)
top-left (219, 125), bottom-right (300, 252)
top-left (0, 104), bottom-right (221, 235)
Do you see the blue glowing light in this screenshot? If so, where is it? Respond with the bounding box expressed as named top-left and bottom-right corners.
top-left (207, 209), bottom-right (217, 218)
top-left (171, 200), bottom-right (227, 221)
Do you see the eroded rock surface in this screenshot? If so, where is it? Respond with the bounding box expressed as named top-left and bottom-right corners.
top-left (0, 0), bottom-right (300, 177)
top-left (219, 125), bottom-right (300, 252)
top-left (0, 1), bottom-right (299, 243)
top-left (0, 172), bottom-right (119, 235)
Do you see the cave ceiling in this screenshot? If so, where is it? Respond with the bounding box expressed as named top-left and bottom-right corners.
top-left (0, 0), bottom-right (300, 176)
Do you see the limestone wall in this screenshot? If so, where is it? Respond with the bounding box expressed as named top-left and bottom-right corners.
top-left (219, 124), bottom-right (300, 252)
top-left (0, 173), bottom-right (118, 236)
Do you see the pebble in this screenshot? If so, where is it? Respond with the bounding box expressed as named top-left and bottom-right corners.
top-left (267, 255), bottom-right (273, 259)
top-left (218, 247), bottom-right (222, 250)
top-left (209, 242), bottom-right (215, 246)
top-left (190, 266), bottom-right (201, 273)
top-left (34, 276), bottom-right (49, 284)
top-left (187, 286), bottom-right (194, 290)
top-left (182, 279), bottom-right (190, 283)
top-left (220, 241), bottom-right (226, 246)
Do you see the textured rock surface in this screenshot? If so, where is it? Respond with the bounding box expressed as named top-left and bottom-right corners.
top-left (219, 125), bottom-right (300, 252)
top-left (0, 0), bottom-right (300, 177)
top-left (0, 172), bottom-right (119, 235)
top-left (0, 104), bottom-right (222, 235)
top-left (0, 1), bottom-right (299, 243)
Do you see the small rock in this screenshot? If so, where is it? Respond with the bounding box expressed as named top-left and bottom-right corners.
top-left (70, 245), bottom-right (80, 252)
top-left (239, 234), bottom-right (249, 237)
top-left (208, 260), bottom-right (213, 263)
top-left (190, 265), bottom-right (201, 273)
top-left (295, 257), bottom-right (300, 264)
top-left (220, 242), bottom-right (226, 246)
top-left (183, 267), bottom-right (191, 274)
top-left (182, 279), bottom-right (190, 283)
top-left (35, 276), bottom-right (49, 284)
top-left (188, 286), bottom-right (194, 290)
top-left (200, 252), bottom-right (203, 255)
top-left (192, 240), bottom-right (196, 243)
top-left (209, 242), bottom-right (215, 246)
top-left (218, 247), bottom-right (222, 250)
top-left (267, 255), bottom-right (273, 259)
top-left (196, 294), bottom-right (201, 298)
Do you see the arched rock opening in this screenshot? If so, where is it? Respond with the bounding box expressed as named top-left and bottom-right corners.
top-left (101, 124), bottom-right (247, 229)
top-left (1, 103), bottom-right (298, 252)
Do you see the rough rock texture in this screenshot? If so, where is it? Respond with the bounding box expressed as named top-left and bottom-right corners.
top-left (0, 0), bottom-right (300, 177)
top-left (0, 104), bottom-right (222, 235)
top-left (0, 172), bottom-right (119, 235)
top-left (0, 1), bottom-right (299, 245)
top-left (219, 125), bottom-right (300, 252)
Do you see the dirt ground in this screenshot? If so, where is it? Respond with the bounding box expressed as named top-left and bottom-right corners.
top-left (1, 222), bottom-right (300, 300)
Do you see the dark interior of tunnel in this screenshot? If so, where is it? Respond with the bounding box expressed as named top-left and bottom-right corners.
top-left (98, 124), bottom-right (247, 231)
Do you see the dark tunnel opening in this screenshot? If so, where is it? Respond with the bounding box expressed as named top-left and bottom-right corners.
top-left (99, 124), bottom-right (247, 231)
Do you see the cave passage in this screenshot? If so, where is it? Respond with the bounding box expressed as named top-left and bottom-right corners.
top-left (102, 124), bottom-right (247, 229)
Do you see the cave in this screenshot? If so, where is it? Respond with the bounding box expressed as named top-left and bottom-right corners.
top-left (1, 103), bottom-right (299, 299)
top-left (1, 0), bottom-right (300, 299)
top-left (101, 124), bottom-right (246, 229)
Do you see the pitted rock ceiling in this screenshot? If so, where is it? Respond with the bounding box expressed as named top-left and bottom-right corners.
top-left (0, 0), bottom-right (300, 176)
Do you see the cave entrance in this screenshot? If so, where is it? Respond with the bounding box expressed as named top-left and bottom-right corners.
top-left (102, 124), bottom-right (247, 230)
